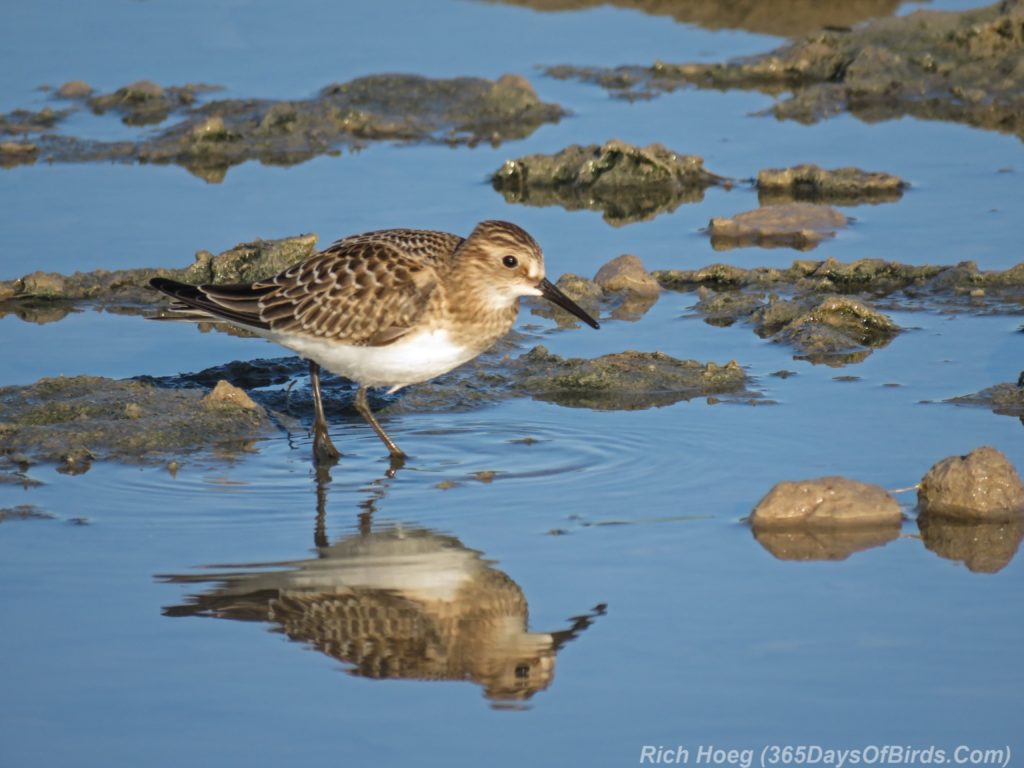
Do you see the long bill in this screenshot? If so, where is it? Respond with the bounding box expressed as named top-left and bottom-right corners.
top-left (538, 278), bottom-right (600, 329)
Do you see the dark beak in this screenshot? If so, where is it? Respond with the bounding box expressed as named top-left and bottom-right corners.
top-left (538, 278), bottom-right (600, 329)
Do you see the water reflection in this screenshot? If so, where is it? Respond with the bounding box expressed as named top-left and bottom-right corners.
top-left (160, 469), bottom-right (604, 705)
top-left (917, 514), bottom-right (1024, 574)
top-left (752, 523), bottom-right (900, 561)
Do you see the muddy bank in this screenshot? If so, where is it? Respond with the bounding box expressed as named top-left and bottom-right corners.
top-left (0, 234), bottom-right (320, 313)
top-left (547, 1), bottom-right (1024, 140)
top-left (483, 0), bottom-right (912, 38)
top-left (3, 340), bottom-right (754, 469)
top-left (0, 376), bottom-right (272, 471)
top-left (492, 141), bottom-right (727, 225)
top-left (661, 256), bottom-right (1024, 366)
top-left (2, 74), bottom-right (565, 181)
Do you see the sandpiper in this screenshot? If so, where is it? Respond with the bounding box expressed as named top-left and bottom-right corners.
top-left (150, 220), bottom-right (599, 463)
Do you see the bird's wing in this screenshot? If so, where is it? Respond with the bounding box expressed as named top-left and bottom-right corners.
top-left (198, 237), bottom-right (444, 346)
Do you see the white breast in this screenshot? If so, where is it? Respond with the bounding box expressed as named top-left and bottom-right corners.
top-left (265, 328), bottom-right (476, 390)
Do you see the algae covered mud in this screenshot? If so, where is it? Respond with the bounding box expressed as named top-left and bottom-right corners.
top-left (1, 1), bottom-right (1022, 767)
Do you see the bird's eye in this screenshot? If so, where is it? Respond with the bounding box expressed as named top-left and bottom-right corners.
top-left (502, 255), bottom-right (518, 269)
top-left (514, 664), bottom-right (530, 679)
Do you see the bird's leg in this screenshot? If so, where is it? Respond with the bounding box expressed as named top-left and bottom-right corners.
top-left (309, 361), bottom-right (341, 465)
top-left (354, 385), bottom-right (407, 460)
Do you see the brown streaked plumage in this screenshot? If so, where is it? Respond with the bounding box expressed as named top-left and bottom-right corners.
top-left (160, 527), bottom-right (602, 704)
top-left (150, 220), bottom-right (599, 464)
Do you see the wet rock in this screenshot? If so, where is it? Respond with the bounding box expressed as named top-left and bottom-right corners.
top-left (56, 80), bottom-right (93, 99)
top-left (0, 140), bottom-right (38, 167)
top-left (0, 375), bottom-right (272, 467)
top-left (509, 346), bottom-right (749, 410)
top-left (694, 287), bottom-right (765, 327)
top-left (11, 74), bottom-right (565, 180)
top-left (203, 380), bottom-right (260, 411)
top-left (594, 254), bottom-right (661, 298)
top-left (917, 514), bottom-right (1024, 573)
top-left (496, 0), bottom-right (910, 38)
top-left (0, 505), bottom-right (56, 523)
top-left (687, 287), bottom-right (897, 366)
top-left (0, 234), bottom-right (318, 306)
top-left (0, 107), bottom-right (68, 135)
top-left (764, 295), bottom-right (899, 365)
top-left (752, 525), bottom-right (900, 561)
top-left (946, 377), bottom-right (1024, 419)
top-left (756, 163), bottom-right (907, 205)
top-left (751, 476), bottom-right (902, 528)
top-left (548, 1), bottom-right (1024, 141)
top-left (492, 141), bottom-right (726, 225)
top-left (88, 81), bottom-right (220, 126)
top-left (918, 446), bottom-right (1024, 521)
top-left (708, 203), bottom-right (848, 251)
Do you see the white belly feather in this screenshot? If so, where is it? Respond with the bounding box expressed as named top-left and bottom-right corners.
top-left (264, 328), bottom-right (474, 391)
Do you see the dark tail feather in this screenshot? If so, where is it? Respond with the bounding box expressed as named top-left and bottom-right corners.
top-left (149, 277), bottom-right (271, 330)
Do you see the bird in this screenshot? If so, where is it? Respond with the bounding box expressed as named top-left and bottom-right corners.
top-left (150, 220), bottom-right (599, 464)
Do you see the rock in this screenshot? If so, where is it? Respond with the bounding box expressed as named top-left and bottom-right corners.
top-left (946, 378), bottom-right (1024, 419)
top-left (593, 254), bottom-right (661, 298)
top-left (56, 80), bottom-right (93, 99)
top-left (202, 380), bottom-right (261, 411)
top-left (918, 446), bottom-right (1024, 521)
top-left (10, 74), bottom-right (564, 180)
top-left (708, 203), bottom-right (848, 251)
top-left (767, 295), bottom-right (899, 365)
top-left (757, 163), bottom-right (907, 205)
top-left (492, 140), bottom-right (725, 225)
top-left (751, 476), bottom-right (902, 528)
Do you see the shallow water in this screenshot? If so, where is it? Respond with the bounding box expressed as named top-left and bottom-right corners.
top-left (1, 2), bottom-right (1022, 767)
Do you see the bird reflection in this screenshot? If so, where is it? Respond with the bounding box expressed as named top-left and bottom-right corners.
top-left (160, 466), bottom-right (604, 704)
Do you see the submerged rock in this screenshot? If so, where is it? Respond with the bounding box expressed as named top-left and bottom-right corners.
top-left (756, 164), bottom-right (907, 205)
top-left (917, 514), bottom-right (1024, 573)
top-left (548, 1), bottom-right (1024, 141)
top-left (6, 74), bottom-right (565, 180)
top-left (492, 141), bottom-right (726, 225)
top-left (708, 203), bottom-right (848, 251)
top-left (0, 375), bottom-right (272, 469)
top-left (917, 446), bottom-right (1024, 521)
top-left (533, 254), bottom-right (662, 327)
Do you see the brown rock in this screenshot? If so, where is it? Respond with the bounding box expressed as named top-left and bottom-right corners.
top-left (594, 254), bottom-right (661, 298)
top-left (751, 476), bottom-right (902, 528)
top-left (708, 203), bottom-right (848, 251)
top-left (918, 446), bottom-right (1024, 521)
top-left (56, 80), bottom-right (93, 98)
top-left (202, 380), bottom-right (260, 412)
